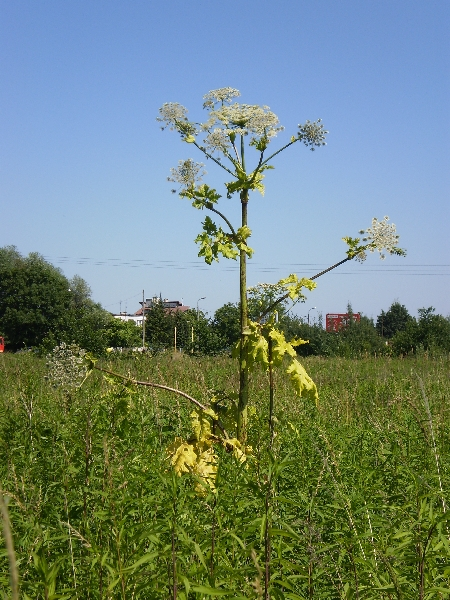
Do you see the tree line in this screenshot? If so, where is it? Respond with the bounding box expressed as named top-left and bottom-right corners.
top-left (148, 300), bottom-right (450, 357)
top-left (1, 246), bottom-right (449, 357)
top-left (0, 247), bottom-right (142, 353)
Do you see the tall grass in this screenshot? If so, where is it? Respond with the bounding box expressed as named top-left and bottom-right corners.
top-left (0, 352), bottom-right (449, 598)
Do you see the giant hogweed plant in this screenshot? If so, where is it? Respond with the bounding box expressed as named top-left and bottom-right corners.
top-left (157, 87), bottom-right (405, 448)
top-left (46, 89), bottom-right (405, 498)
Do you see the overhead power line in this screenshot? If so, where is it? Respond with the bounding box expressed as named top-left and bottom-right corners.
top-left (44, 255), bottom-right (450, 276)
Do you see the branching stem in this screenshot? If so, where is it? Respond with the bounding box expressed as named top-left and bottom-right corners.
top-left (257, 256), bottom-right (353, 323)
top-left (193, 141), bottom-right (235, 177)
top-left (204, 203), bottom-right (237, 237)
top-left (93, 365), bottom-right (228, 435)
top-left (261, 139), bottom-right (297, 167)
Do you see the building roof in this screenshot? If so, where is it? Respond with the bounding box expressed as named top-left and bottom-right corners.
top-left (134, 300), bottom-right (190, 316)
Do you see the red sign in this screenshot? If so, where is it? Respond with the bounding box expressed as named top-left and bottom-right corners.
top-left (326, 313), bottom-right (360, 332)
top-left (0, 337), bottom-right (4, 353)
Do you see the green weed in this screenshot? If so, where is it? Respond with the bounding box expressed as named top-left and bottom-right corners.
top-left (0, 353), bottom-right (449, 598)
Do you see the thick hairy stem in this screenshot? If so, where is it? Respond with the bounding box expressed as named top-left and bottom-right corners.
top-left (264, 467), bottom-right (272, 600)
top-left (238, 135), bottom-right (249, 443)
top-left (268, 338), bottom-right (275, 447)
top-left (210, 496), bottom-right (217, 582)
top-left (264, 339), bottom-right (275, 600)
top-left (238, 196), bottom-right (249, 442)
top-left (171, 488), bottom-right (178, 600)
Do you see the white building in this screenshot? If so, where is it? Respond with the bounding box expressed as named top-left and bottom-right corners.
top-left (112, 297), bottom-right (190, 327)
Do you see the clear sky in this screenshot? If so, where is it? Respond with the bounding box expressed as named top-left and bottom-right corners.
top-left (2, 0), bottom-right (449, 322)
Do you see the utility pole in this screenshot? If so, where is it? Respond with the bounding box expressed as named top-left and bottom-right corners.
top-left (142, 290), bottom-right (146, 350)
top-left (197, 297), bottom-right (206, 321)
top-left (308, 307), bottom-right (316, 325)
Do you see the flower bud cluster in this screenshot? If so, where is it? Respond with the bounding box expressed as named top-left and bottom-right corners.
top-left (297, 119), bottom-right (328, 150)
top-left (46, 342), bottom-right (87, 390)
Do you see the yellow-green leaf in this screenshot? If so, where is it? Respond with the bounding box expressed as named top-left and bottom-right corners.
top-left (191, 409), bottom-right (213, 443)
top-left (167, 438), bottom-right (197, 475)
top-left (286, 359), bottom-right (319, 405)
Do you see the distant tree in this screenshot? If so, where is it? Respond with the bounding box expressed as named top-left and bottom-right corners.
top-left (337, 314), bottom-right (387, 357)
top-left (185, 309), bottom-right (224, 355)
top-left (0, 246), bottom-right (73, 350)
top-left (105, 319), bottom-right (142, 349)
top-left (281, 309), bottom-right (386, 358)
top-left (145, 304), bottom-right (223, 354)
top-left (281, 315), bottom-right (333, 356)
top-left (212, 303), bottom-right (241, 349)
top-left (68, 274), bottom-right (93, 307)
top-left (417, 307), bottom-right (450, 352)
top-left (376, 302), bottom-right (412, 338)
top-left (145, 301), bottom-right (174, 351)
top-left (0, 245), bottom-right (129, 354)
top-left (391, 307), bottom-right (450, 355)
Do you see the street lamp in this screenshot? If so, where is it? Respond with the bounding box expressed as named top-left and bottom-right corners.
top-left (308, 307), bottom-right (316, 325)
top-left (197, 297), bottom-right (206, 321)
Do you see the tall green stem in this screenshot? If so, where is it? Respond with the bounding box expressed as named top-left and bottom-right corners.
top-left (238, 135), bottom-right (249, 443)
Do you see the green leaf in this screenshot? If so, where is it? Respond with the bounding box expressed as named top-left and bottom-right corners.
top-left (123, 552), bottom-right (159, 572)
top-left (191, 585), bottom-right (235, 596)
top-left (195, 216), bottom-right (240, 264)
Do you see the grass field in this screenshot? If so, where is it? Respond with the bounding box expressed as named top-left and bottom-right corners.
top-left (1, 352), bottom-right (449, 599)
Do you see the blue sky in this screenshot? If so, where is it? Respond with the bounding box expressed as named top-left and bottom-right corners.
top-left (2, 0), bottom-right (449, 322)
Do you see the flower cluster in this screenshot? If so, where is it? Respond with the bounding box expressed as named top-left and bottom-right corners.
top-left (204, 103), bottom-right (284, 142)
top-left (358, 216), bottom-right (402, 261)
top-left (157, 102), bottom-right (189, 129)
top-left (204, 128), bottom-right (232, 154)
top-left (168, 159), bottom-right (206, 188)
top-left (203, 87), bottom-right (241, 109)
top-left (297, 119), bottom-right (328, 150)
top-left (46, 342), bottom-right (87, 390)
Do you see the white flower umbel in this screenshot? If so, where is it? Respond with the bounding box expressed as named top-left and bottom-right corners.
top-left (206, 104), bottom-right (284, 142)
top-left (157, 102), bottom-right (189, 129)
top-left (203, 87), bottom-right (241, 109)
top-left (358, 216), bottom-right (402, 261)
top-left (46, 342), bottom-right (87, 390)
top-left (168, 159), bottom-right (206, 188)
top-left (204, 128), bottom-right (232, 154)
